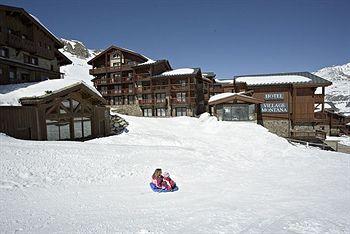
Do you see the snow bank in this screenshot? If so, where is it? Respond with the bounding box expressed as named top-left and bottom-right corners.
top-left (0, 79), bottom-right (100, 106)
top-left (1, 115), bottom-right (349, 232)
top-left (236, 75), bottom-right (311, 85)
top-left (326, 135), bottom-right (350, 146)
top-left (161, 68), bottom-right (195, 76)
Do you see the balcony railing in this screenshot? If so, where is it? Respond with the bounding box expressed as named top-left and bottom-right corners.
top-left (139, 99), bottom-right (154, 105)
top-left (171, 97), bottom-right (196, 104)
top-left (94, 77), bottom-right (134, 85)
top-left (89, 65), bottom-right (133, 75)
top-left (7, 33), bottom-right (36, 54)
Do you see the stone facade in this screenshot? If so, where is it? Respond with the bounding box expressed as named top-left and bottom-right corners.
top-left (262, 120), bottom-right (291, 138)
top-left (110, 104), bottom-right (143, 116)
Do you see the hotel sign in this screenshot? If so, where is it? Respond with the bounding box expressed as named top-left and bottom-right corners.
top-left (264, 93), bottom-right (284, 101)
top-left (261, 103), bottom-right (288, 113)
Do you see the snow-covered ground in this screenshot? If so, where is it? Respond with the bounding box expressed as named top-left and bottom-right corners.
top-left (59, 49), bottom-right (96, 86)
top-left (1, 114), bottom-right (349, 233)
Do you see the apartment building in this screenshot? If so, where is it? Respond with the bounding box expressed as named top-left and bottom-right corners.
top-left (88, 45), bottom-right (212, 117)
top-left (0, 4), bottom-right (71, 85)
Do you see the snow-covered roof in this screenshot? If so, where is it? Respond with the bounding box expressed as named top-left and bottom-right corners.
top-left (0, 79), bottom-right (101, 106)
top-left (209, 92), bottom-right (263, 105)
top-left (235, 72), bottom-right (332, 87)
top-left (162, 68), bottom-right (195, 76)
top-left (215, 79), bottom-right (233, 84)
top-left (152, 68), bottom-right (200, 78)
top-left (209, 93), bottom-right (238, 103)
top-left (134, 59), bottom-right (157, 66)
top-left (236, 75), bottom-right (311, 85)
top-left (30, 14), bottom-right (60, 42)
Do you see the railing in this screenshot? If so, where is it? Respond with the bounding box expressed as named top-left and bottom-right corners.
top-left (89, 65), bottom-right (133, 75)
top-left (287, 138), bottom-right (333, 151)
top-left (7, 33), bottom-right (37, 54)
top-left (135, 74), bottom-right (151, 80)
top-left (106, 89), bottom-right (135, 95)
top-left (139, 99), bottom-right (154, 105)
top-left (171, 97), bottom-right (196, 104)
top-left (94, 77), bottom-right (134, 85)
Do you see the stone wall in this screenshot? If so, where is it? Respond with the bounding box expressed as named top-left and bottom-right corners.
top-left (262, 120), bottom-right (290, 137)
top-left (110, 105), bottom-right (143, 116)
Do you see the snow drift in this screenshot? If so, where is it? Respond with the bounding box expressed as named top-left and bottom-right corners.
top-left (0, 115), bottom-right (349, 233)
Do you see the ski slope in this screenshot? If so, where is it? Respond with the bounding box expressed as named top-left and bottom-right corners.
top-left (0, 114), bottom-right (349, 233)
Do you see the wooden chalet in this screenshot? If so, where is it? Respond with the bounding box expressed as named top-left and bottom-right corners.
top-left (0, 81), bottom-right (110, 141)
top-left (0, 4), bottom-right (72, 85)
top-left (88, 45), bottom-right (212, 117)
top-left (211, 72), bottom-right (333, 140)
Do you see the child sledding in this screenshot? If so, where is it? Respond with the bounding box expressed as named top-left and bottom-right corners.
top-left (150, 168), bottom-right (178, 193)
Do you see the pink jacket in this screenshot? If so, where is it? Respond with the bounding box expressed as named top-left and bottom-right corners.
top-left (163, 177), bottom-right (176, 190)
top-left (152, 175), bottom-right (164, 188)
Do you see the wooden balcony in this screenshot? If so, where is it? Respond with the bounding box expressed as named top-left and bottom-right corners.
top-left (171, 97), bottom-right (196, 105)
top-left (139, 99), bottom-right (155, 105)
top-left (94, 77), bottom-right (134, 85)
top-left (7, 33), bottom-right (37, 54)
top-left (89, 65), bottom-right (133, 75)
top-left (135, 74), bottom-right (151, 80)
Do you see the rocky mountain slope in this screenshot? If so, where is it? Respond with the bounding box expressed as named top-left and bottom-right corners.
top-left (313, 62), bottom-right (350, 114)
top-left (59, 39), bottom-right (101, 85)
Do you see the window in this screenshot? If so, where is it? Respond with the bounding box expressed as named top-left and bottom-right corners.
top-left (156, 93), bottom-right (166, 103)
top-left (127, 95), bottom-right (134, 105)
top-left (128, 84), bottom-right (134, 93)
top-left (73, 117), bottom-right (92, 139)
top-left (21, 73), bottom-right (30, 82)
top-left (113, 73), bottom-right (121, 78)
top-left (9, 70), bottom-right (16, 80)
top-left (46, 120), bottom-right (71, 140)
top-left (24, 54), bottom-right (38, 65)
top-left (179, 80), bottom-right (187, 86)
top-left (156, 108), bottom-right (166, 117)
top-left (176, 92), bottom-right (186, 102)
top-left (143, 108), bottom-right (153, 117)
top-left (114, 96), bottom-right (123, 105)
top-left (0, 47), bottom-right (9, 58)
top-left (220, 104), bottom-right (256, 121)
top-left (176, 107), bottom-right (187, 116)
top-left (113, 62), bottom-right (121, 67)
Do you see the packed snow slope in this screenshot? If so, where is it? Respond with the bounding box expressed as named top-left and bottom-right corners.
top-left (1, 114), bottom-right (350, 233)
top-left (59, 39), bottom-right (100, 86)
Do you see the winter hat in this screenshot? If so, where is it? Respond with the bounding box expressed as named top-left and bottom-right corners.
top-left (162, 172), bottom-right (170, 178)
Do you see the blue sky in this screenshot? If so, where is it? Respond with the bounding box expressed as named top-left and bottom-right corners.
top-left (3, 0), bottom-right (350, 78)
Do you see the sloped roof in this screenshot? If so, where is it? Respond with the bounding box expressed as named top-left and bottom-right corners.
top-left (152, 68), bottom-right (201, 78)
top-left (133, 59), bottom-right (172, 70)
top-left (87, 45), bottom-right (150, 65)
top-left (202, 72), bottom-right (216, 78)
top-left (0, 79), bottom-right (104, 106)
top-left (209, 92), bottom-right (264, 105)
top-left (0, 4), bottom-right (63, 47)
top-left (234, 72), bottom-right (332, 87)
